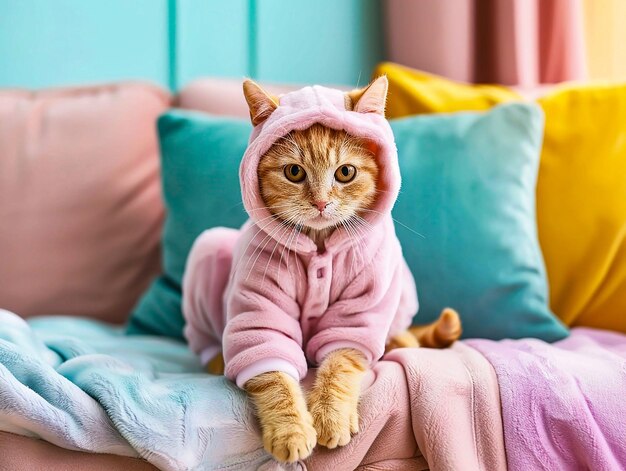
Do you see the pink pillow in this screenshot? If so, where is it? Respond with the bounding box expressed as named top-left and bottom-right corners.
top-left (0, 83), bottom-right (170, 323)
top-left (177, 78), bottom-right (298, 117)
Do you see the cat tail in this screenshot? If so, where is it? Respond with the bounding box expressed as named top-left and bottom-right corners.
top-left (385, 308), bottom-right (462, 352)
top-left (410, 308), bottom-right (462, 348)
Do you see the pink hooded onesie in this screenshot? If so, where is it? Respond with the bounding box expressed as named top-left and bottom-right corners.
top-left (183, 84), bottom-right (418, 388)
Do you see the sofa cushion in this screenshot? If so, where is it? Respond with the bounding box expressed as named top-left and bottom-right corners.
top-left (0, 432), bottom-right (157, 471)
top-left (0, 83), bottom-right (170, 323)
top-left (392, 104), bottom-right (566, 340)
top-left (378, 61), bottom-right (626, 334)
top-left (177, 77), bottom-right (299, 119)
top-left (177, 77), bottom-right (349, 118)
top-left (374, 62), bottom-right (521, 118)
top-left (536, 84), bottom-right (626, 332)
top-left (129, 104), bottom-right (568, 342)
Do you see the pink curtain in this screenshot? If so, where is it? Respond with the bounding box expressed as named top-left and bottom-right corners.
top-left (384, 0), bottom-right (587, 87)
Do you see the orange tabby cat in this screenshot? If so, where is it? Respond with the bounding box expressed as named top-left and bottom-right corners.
top-left (204, 80), bottom-right (462, 463)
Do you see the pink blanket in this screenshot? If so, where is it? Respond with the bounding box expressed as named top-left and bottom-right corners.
top-left (469, 328), bottom-right (626, 471)
top-left (305, 342), bottom-right (507, 470)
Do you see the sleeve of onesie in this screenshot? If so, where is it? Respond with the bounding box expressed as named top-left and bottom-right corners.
top-left (222, 230), bottom-right (308, 388)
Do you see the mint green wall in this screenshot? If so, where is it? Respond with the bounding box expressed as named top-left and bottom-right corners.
top-left (254, 0), bottom-right (383, 85)
top-left (0, 0), bottom-right (170, 88)
top-left (0, 0), bottom-right (383, 90)
top-left (175, 0), bottom-right (250, 88)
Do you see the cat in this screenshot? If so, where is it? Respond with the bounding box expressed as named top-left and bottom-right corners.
top-left (182, 77), bottom-right (462, 463)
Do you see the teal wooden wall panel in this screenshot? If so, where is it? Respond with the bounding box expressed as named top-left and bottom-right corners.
top-left (0, 0), bottom-right (170, 88)
top-left (175, 0), bottom-right (250, 89)
top-left (253, 0), bottom-right (383, 86)
top-left (0, 0), bottom-right (384, 90)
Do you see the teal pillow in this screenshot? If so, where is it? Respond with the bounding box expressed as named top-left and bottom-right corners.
top-left (128, 104), bottom-right (568, 341)
top-left (128, 112), bottom-right (251, 337)
top-left (392, 104), bottom-right (567, 340)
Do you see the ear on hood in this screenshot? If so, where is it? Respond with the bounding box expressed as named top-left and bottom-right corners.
top-left (346, 75), bottom-right (388, 116)
top-left (242, 79), bottom-right (279, 126)
top-left (242, 76), bottom-right (389, 126)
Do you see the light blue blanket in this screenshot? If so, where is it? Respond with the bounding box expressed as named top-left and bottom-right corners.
top-left (0, 309), bottom-right (289, 470)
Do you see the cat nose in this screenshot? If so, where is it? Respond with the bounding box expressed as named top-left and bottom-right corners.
top-left (312, 201), bottom-right (329, 212)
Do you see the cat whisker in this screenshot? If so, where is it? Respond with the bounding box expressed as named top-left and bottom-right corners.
top-left (233, 213), bottom-right (286, 273)
top-left (237, 209), bottom-right (301, 276)
top-left (243, 209), bottom-right (292, 226)
top-left (284, 220), bottom-right (302, 277)
top-left (261, 222), bottom-right (293, 288)
top-left (339, 220), bottom-right (357, 278)
top-left (237, 210), bottom-right (300, 260)
top-left (252, 207), bottom-right (306, 283)
top-left (248, 203), bottom-right (295, 212)
top-left (350, 213), bottom-right (373, 231)
top-left (358, 208), bottom-right (425, 239)
top-left (291, 221), bottom-right (304, 286)
top-left (245, 218), bottom-right (295, 281)
top-left (238, 219), bottom-right (284, 275)
top-left (340, 219), bottom-right (360, 276)
top-left (351, 216), bottom-right (376, 266)
top-left (343, 217), bottom-right (369, 274)
top-left (342, 219), bottom-right (363, 277)
top-left (351, 214), bottom-right (374, 234)
top-left (277, 223), bottom-right (296, 286)
top-left (225, 201), bottom-right (296, 213)
top-left (224, 200), bottom-right (245, 212)
top-left (276, 215), bottom-right (303, 287)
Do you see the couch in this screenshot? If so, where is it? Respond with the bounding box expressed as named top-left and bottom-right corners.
top-left (1, 74), bottom-right (624, 471)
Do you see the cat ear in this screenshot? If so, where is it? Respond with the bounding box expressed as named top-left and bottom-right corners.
top-left (243, 79), bottom-right (279, 126)
top-left (346, 75), bottom-right (388, 116)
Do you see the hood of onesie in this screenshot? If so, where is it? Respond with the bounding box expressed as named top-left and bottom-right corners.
top-left (239, 84), bottom-right (401, 254)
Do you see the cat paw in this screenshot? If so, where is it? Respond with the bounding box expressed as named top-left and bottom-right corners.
top-left (262, 412), bottom-right (317, 463)
top-left (309, 397), bottom-right (359, 449)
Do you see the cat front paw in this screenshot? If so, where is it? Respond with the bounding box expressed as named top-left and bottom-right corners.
top-left (262, 411), bottom-right (317, 463)
top-left (309, 396), bottom-right (359, 449)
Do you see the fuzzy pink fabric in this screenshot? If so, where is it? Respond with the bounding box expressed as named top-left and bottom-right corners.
top-left (0, 83), bottom-right (169, 323)
top-left (468, 328), bottom-right (626, 470)
top-left (177, 78), bottom-right (300, 118)
top-left (183, 85), bottom-right (418, 387)
top-left (0, 342), bottom-right (507, 471)
top-left (306, 343), bottom-right (507, 470)
top-left (177, 77), bottom-right (349, 118)
top-left (0, 432), bottom-right (157, 471)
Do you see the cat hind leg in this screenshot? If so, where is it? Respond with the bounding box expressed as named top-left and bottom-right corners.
top-left (206, 351), bottom-right (224, 375)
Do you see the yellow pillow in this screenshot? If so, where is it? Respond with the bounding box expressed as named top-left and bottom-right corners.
top-left (374, 62), bottom-right (520, 118)
top-left (536, 85), bottom-right (626, 332)
top-left (379, 62), bottom-right (626, 333)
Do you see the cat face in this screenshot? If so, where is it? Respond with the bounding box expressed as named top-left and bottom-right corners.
top-left (258, 124), bottom-right (379, 231)
top-left (243, 76), bottom-right (388, 235)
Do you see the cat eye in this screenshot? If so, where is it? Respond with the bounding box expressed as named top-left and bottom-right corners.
top-left (284, 164), bottom-right (306, 183)
top-left (334, 164), bottom-right (357, 183)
